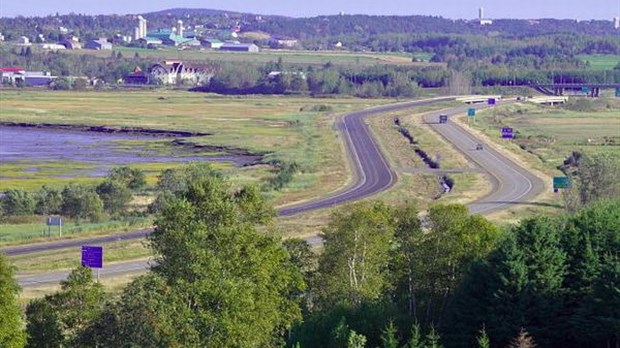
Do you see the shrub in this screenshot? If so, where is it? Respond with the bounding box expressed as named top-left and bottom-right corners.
top-left (1, 189), bottom-right (35, 216)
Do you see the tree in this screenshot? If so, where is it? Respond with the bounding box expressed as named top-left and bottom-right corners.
top-left (61, 183), bottom-right (104, 221)
top-left (146, 172), bottom-right (303, 347)
top-left (0, 254), bottom-right (26, 348)
top-left (314, 201), bottom-right (395, 308)
top-left (477, 326), bottom-right (490, 348)
top-left (424, 326), bottom-right (443, 348)
top-left (1, 189), bottom-right (35, 216)
top-left (26, 267), bottom-right (106, 347)
top-left (35, 185), bottom-right (62, 215)
top-left (348, 330), bottom-right (368, 348)
top-left (82, 273), bottom-right (201, 347)
top-left (406, 322), bottom-right (424, 348)
top-left (507, 329), bottom-right (537, 348)
top-left (396, 204), bottom-right (498, 327)
top-left (96, 179), bottom-right (133, 216)
top-left (107, 166), bottom-right (146, 190)
top-left (563, 153), bottom-right (620, 211)
top-left (380, 321), bottom-right (399, 348)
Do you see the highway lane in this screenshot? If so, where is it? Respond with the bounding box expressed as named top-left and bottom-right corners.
top-left (7, 98), bottom-right (546, 287)
top-left (423, 103), bottom-right (544, 214)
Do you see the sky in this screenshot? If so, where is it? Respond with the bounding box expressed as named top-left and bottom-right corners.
top-left (0, 0), bottom-right (618, 19)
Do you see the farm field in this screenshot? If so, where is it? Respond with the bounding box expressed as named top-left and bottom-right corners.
top-left (63, 46), bottom-right (443, 67)
top-left (578, 54), bottom-right (620, 70)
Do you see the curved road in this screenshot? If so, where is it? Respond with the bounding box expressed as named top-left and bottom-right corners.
top-left (7, 98), bottom-right (545, 286)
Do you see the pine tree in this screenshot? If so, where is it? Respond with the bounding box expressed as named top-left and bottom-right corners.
top-left (477, 325), bottom-right (490, 348)
top-left (507, 328), bottom-right (536, 348)
top-left (380, 321), bottom-right (399, 348)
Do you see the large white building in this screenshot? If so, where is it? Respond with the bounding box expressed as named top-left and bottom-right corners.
top-left (478, 7), bottom-right (493, 25)
top-left (134, 16), bottom-right (147, 40)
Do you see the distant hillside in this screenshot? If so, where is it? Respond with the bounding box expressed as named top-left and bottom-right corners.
top-left (143, 8), bottom-right (247, 18)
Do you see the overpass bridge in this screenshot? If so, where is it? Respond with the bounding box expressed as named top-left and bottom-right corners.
top-left (531, 83), bottom-right (620, 97)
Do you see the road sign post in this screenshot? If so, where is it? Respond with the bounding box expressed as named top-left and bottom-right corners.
top-left (467, 108), bottom-right (476, 124)
top-left (46, 216), bottom-right (62, 238)
top-left (81, 246), bottom-right (103, 281)
top-left (500, 127), bottom-right (514, 139)
top-left (553, 176), bottom-right (570, 190)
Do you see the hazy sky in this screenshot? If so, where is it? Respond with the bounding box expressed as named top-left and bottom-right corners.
top-left (1, 0), bottom-right (618, 19)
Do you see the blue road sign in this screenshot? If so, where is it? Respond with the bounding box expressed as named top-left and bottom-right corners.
top-left (439, 114), bottom-right (448, 123)
top-left (501, 127), bottom-right (514, 139)
top-left (467, 108), bottom-right (476, 116)
top-left (81, 246), bottom-right (103, 269)
top-left (488, 98), bottom-right (496, 105)
top-left (553, 176), bottom-right (570, 189)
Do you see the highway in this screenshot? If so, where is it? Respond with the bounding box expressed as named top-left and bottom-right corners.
top-left (5, 97), bottom-right (544, 287)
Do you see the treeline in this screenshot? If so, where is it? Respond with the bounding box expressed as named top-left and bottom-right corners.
top-left (0, 166), bottom-right (146, 222)
top-left (0, 45), bottom-right (150, 83)
top-left (1, 161), bottom-right (618, 347)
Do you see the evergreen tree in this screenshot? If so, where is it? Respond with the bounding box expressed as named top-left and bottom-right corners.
top-left (380, 321), bottom-right (399, 348)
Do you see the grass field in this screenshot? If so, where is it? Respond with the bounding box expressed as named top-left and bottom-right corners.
top-left (63, 46), bottom-right (443, 68)
top-left (578, 54), bottom-right (620, 71)
top-left (0, 217), bottom-right (152, 246)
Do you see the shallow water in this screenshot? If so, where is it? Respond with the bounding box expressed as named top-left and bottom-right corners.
top-left (0, 126), bottom-right (258, 177)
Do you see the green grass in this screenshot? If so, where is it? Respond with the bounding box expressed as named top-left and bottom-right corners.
top-left (0, 218), bottom-right (152, 245)
top-left (64, 46), bottom-right (442, 68)
top-left (9, 239), bottom-right (152, 272)
top-left (578, 54), bottom-right (620, 71)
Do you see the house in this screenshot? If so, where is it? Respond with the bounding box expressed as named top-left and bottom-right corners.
top-left (13, 71), bottom-right (57, 86)
top-left (219, 43), bottom-right (259, 52)
top-left (149, 60), bottom-right (219, 86)
top-left (40, 43), bottom-right (66, 50)
top-left (137, 37), bottom-right (163, 48)
top-left (200, 38), bottom-right (223, 49)
top-left (124, 66), bottom-right (149, 85)
top-left (269, 37), bottom-right (299, 48)
top-left (17, 36), bottom-right (31, 45)
top-left (60, 39), bottom-right (82, 49)
top-left (86, 38), bottom-right (112, 50)
top-left (0, 67), bottom-right (25, 84)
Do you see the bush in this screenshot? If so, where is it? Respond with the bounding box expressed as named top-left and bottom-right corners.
top-left (1, 189), bottom-right (35, 216)
top-left (107, 166), bottom-right (146, 191)
top-left (35, 185), bottom-right (63, 215)
top-left (96, 180), bottom-right (133, 216)
top-left (61, 184), bottom-right (104, 222)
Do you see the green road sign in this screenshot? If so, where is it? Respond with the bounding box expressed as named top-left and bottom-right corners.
top-left (467, 108), bottom-right (476, 116)
top-left (616, 88), bottom-right (620, 97)
top-left (553, 176), bottom-right (570, 189)
top-left (581, 86), bottom-right (590, 94)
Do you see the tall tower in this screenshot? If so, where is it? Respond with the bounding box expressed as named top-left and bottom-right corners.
top-left (614, 17), bottom-right (620, 29)
top-left (176, 20), bottom-right (184, 37)
top-left (479, 7), bottom-right (484, 21)
top-left (139, 16), bottom-right (147, 38)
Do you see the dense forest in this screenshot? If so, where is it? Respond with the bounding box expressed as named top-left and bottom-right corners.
top-left (1, 157), bottom-right (619, 348)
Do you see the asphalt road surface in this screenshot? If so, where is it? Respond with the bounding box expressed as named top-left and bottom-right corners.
top-left (6, 97), bottom-right (545, 287)
top-left (423, 103), bottom-right (544, 214)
